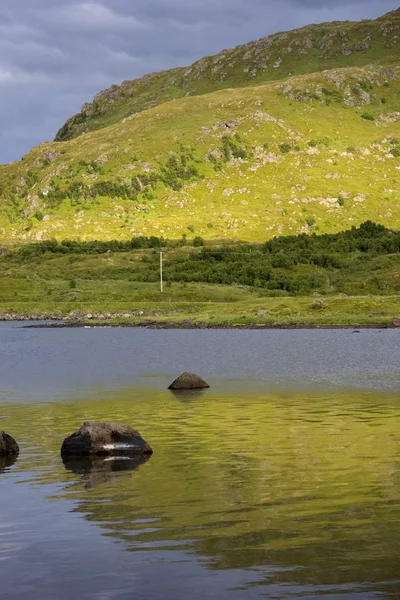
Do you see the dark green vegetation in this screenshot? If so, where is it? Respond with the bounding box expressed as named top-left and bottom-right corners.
top-left (10, 222), bottom-right (400, 296)
top-left (1, 224), bottom-right (399, 326)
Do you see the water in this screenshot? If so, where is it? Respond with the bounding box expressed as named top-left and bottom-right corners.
top-left (0, 324), bottom-right (400, 599)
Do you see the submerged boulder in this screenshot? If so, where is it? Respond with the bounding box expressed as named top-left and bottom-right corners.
top-left (168, 372), bottom-right (210, 390)
top-left (0, 431), bottom-right (19, 456)
top-left (61, 421), bottom-right (153, 456)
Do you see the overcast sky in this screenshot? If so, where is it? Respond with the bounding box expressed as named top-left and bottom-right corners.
top-left (0, 0), bottom-right (397, 164)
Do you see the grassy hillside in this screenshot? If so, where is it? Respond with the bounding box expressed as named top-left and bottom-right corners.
top-left (0, 9), bottom-right (399, 244)
top-left (55, 8), bottom-right (400, 141)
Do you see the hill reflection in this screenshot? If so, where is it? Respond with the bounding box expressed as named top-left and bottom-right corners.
top-left (2, 387), bottom-right (400, 598)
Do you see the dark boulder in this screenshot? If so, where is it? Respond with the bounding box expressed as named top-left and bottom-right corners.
top-left (168, 372), bottom-right (210, 390)
top-left (61, 421), bottom-right (153, 456)
top-left (0, 431), bottom-right (19, 456)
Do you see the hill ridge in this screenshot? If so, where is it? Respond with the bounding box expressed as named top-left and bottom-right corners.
top-left (55, 8), bottom-right (400, 142)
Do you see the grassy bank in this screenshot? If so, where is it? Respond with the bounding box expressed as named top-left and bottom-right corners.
top-left (1, 224), bottom-right (399, 326)
top-left (0, 280), bottom-right (399, 327)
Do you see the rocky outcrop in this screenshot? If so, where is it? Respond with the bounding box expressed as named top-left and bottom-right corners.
top-left (168, 372), bottom-right (210, 390)
top-left (0, 431), bottom-right (20, 456)
top-left (61, 421), bottom-right (153, 456)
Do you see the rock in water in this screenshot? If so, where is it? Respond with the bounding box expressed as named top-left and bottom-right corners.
top-left (61, 421), bottom-right (153, 456)
top-left (0, 431), bottom-right (19, 456)
top-left (168, 372), bottom-right (210, 390)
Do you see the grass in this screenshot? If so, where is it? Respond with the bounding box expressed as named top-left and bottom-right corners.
top-left (1, 279), bottom-right (398, 327)
top-left (1, 226), bottom-right (399, 325)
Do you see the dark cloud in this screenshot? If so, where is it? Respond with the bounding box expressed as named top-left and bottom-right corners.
top-left (0, 0), bottom-right (397, 163)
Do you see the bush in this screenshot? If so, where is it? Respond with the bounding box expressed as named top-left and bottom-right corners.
top-left (361, 113), bottom-right (375, 121)
top-left (306, 216), bottom-right (316, 227)
top-left (193, 236), bottom-right (205, 247)
top-left (278, 143), bottom-right (291, 154)
top-left (310, 299), bottom-right (327, 310)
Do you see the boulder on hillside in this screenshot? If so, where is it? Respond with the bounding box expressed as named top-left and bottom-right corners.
top-left (168, 372), bottom-right (210, 390)
top-left (61, 421), bottom-right (153, 456)
top-left (392, 318), bottom-right (400, 327)
top-left (0, 431), bottom-right (19, 456)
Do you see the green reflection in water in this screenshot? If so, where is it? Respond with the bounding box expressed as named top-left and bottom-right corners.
top-left (2, 387), bottom-right (400, 596)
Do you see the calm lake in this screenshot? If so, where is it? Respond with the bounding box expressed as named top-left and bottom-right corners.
top-left (1, 324), bottom-right (399, 599)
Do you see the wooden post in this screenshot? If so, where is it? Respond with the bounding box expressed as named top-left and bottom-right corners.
top-left (160, 251), bottom-right (163, 293)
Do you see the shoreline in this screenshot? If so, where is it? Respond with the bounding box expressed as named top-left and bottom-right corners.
top-left (19, 320), bottom-right (399, 330)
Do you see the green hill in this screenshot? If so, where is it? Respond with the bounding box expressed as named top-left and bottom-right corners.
top-left (55, 8), bottom-right (400, 142)
top-left (0, 8), bottom-right (399, 244)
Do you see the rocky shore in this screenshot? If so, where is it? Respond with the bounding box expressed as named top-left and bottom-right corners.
top-left (1, 312), bottom-right (399, 329)
top-left (19, 320), bottom-right (400, 330)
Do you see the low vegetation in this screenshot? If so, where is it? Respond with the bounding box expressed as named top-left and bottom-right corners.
top-left (1, 223), bottom-right (399, 325)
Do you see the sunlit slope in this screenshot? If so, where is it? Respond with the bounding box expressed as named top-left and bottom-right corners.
top-left (55, 8), bottom-right (400, 141)
top-left (0, 64), bottom-right (399, 242)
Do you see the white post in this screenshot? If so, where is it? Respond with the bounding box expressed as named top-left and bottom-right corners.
top-left (160, 251), bottom-right (163, 293)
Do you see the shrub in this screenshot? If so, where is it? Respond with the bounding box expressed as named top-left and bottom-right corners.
top-left (34, 210), bottom-right (44, 221)
top-left (361, 113), bottom-right (375, 121)
top-left (310, 299), bottom-right (327, 310)
top-left (278, 143), bottom-right (291, 154)
top-left (69, 279), bottom-right (77, 289)
top-left (193, 236), bottom-right (205, 247)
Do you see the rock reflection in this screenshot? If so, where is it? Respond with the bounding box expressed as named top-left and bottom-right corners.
top-left (62, 454), bottom-right (150, 488)
top-left (170, 389), bottom-right (207, 401)
top-left (0, 454), bottom-right (18, 473)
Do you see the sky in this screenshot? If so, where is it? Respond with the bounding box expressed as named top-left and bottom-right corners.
top-left (0, 0), bottom-right (398, 164)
